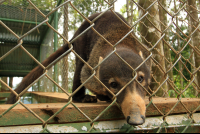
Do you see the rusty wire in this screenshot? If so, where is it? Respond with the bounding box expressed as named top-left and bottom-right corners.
top-left (0, 0), bottom-right (200, 133)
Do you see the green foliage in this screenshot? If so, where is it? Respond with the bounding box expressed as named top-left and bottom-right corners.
top-left (119, 2), bottom-right (139, 24)
top-left (68, 0), bottom-right (107, 32)
top-left (120, 4), bottom-right (127, 16)
top-left (169, 24), bottom-right (195, 98)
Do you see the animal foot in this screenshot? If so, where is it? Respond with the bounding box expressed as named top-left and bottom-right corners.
top-left (81, 95), bottom-right (97, 103)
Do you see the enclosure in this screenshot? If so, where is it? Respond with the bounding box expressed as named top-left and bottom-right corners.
top-left (0, 0), bottom-right (200, 133)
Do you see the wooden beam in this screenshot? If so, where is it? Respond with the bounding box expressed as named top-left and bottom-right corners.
top-left (0, 96), bottom-right (200, 126)
top-left (31, 92), bottom-right (69, 103)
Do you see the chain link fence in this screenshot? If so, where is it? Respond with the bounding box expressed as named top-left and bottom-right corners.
top-left (0, 0), bottom-right (200, 133)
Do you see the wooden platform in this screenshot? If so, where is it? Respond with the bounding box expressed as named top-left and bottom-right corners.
top-left (0, 92), bottom-right (200, 126)
top-left (32, 92), bottom-right (70, 103)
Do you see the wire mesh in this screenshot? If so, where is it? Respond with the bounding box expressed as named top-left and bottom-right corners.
top-left (0, 0), bottom-right (200, 133)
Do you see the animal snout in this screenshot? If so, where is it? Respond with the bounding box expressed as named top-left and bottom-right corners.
top-left (120, 89), bottom-right (146, 126)
top-left (127, 115), bottom-right (145, 125)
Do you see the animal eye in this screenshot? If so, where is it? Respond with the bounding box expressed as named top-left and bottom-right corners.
top-left (110, 82), bottom-right (118, 88)
top-left (138, 76), bottom-right (144, 83)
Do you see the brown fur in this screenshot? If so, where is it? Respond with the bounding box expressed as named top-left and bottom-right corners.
top-left (6, 11), bottom-right (151, 126)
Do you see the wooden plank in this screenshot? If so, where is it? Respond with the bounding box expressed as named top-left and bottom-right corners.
top-left (0, 102), bottom-right (123, 126)
top-left (0, 97), bottom-right (200, 126)
top-left (31, 92), bottom-right (96, 103)
top-left (31, 92), bottom-right (69, 103)
top-left (31, 92), bottom-right (200, 116)
top-left (32, 92), bottom-right (69, 99)
top-left (147, 97), bottom-right (200, 116)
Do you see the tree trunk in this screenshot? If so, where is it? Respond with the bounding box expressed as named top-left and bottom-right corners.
top-left (62, 0), bottom-right (69, 92)
top-left (174, 1), bottom-right (184, 96)
top-left (158, 0), bottom-right (174, 97)
top-left (0, 77), bottom-right (7, 100)
top-left (1, 77), bottom-right (7, 91)
top-left (126, 0), bottom-right (133, 25)
top-left (138, 0), bottom-right (168, 97)
top-left (188, 0), bottom-right (200, 96)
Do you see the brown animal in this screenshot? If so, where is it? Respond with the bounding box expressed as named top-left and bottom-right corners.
top-left (6, 11), bottom-right (151, 125)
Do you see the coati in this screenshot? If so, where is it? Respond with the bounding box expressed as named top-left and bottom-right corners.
top-left (6, 11), bottom-right (151, 125)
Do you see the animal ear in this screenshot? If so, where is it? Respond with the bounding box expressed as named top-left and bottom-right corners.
top-left (139, 51), bottom-right (144, 60)
top-left (96, 56), bottom-right (103, 78)
top-left (98, 56), bottom-right (103, 64)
